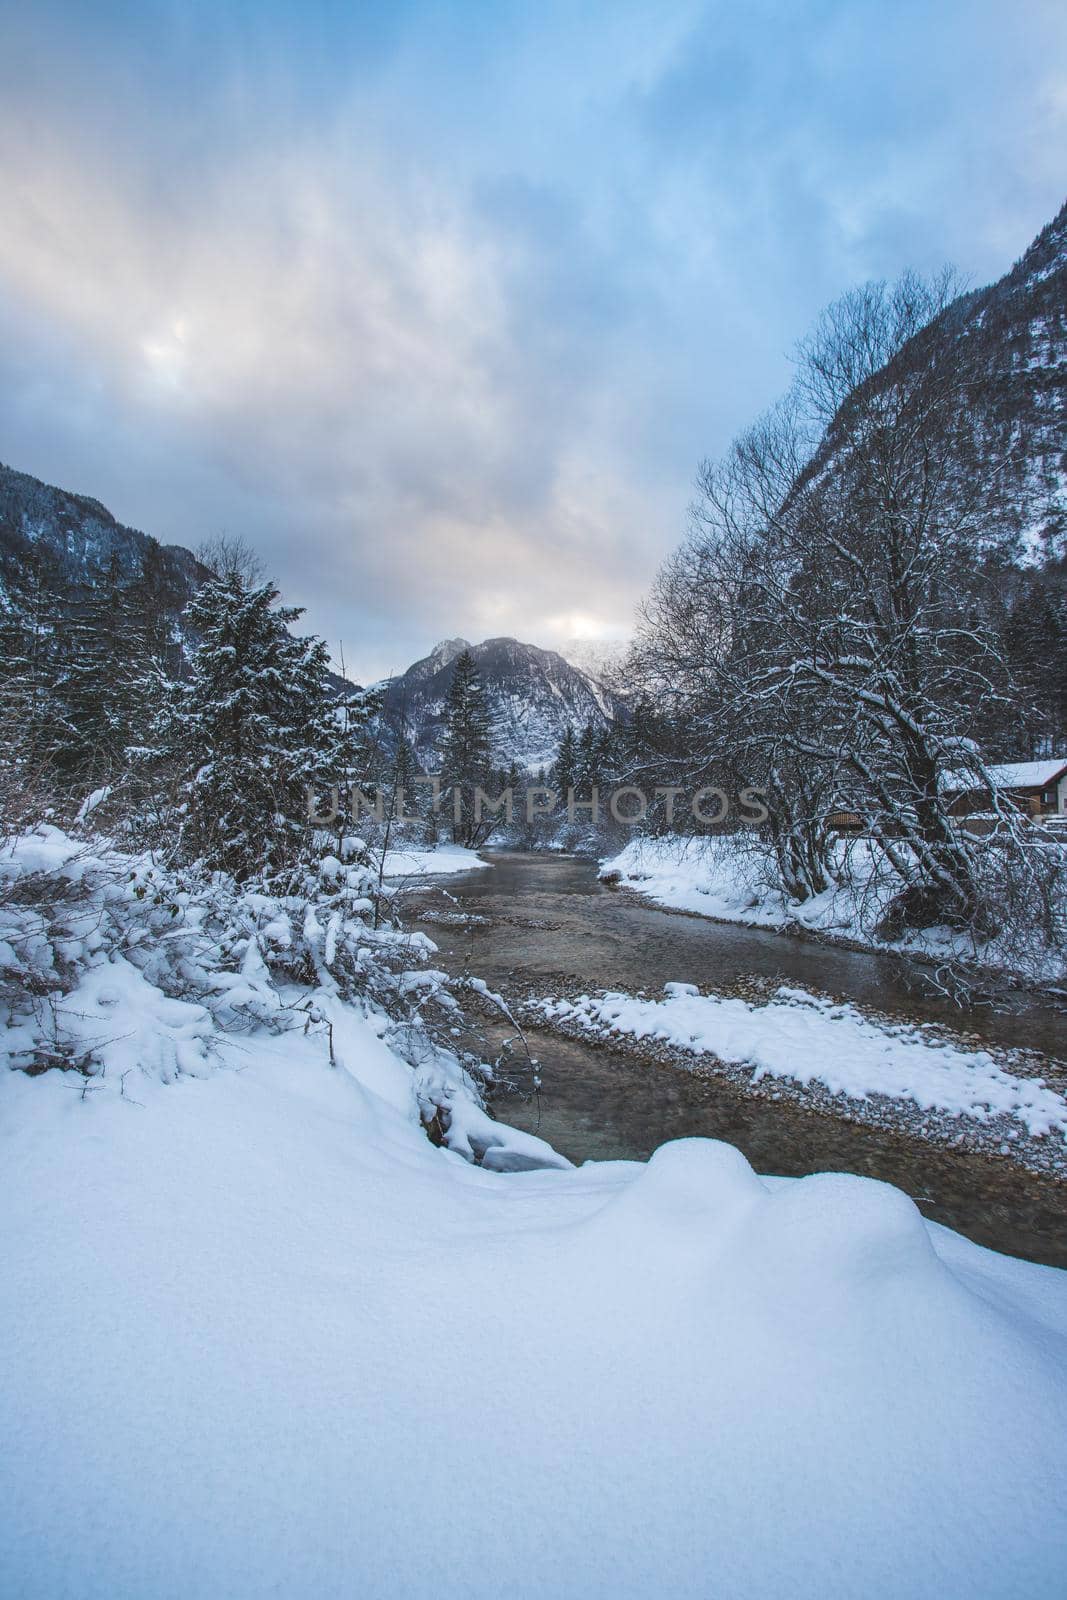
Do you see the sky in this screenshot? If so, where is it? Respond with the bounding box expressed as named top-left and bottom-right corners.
top-left (0, 1), bottom-right (1065, 682)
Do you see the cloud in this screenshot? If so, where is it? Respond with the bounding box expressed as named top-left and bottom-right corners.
top-left (0, 0), bottom-right (1064, 679)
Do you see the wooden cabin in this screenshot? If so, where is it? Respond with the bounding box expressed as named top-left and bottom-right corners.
top-left (943, 759), bottom-right (1067, 820)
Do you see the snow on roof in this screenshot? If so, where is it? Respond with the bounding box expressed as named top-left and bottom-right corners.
top-left (943, 758), bottom-right (1067, 792)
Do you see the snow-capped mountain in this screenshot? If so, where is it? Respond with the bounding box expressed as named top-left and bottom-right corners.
top-left (807, 198), bottom-right (1066, 562)
top-left (378, 636), bottom-right (625, 773)
top-left (556, 636), bottom-right (630, 689)
top-left (962, 198), bottom-right (1067, 558)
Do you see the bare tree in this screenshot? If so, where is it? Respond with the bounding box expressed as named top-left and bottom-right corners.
top-left (635, 392), bottom-right (843, 901)
top-left (195, 533), bottom-right (264, 586)
top-left (638, 270), bottom-right (1034, 936)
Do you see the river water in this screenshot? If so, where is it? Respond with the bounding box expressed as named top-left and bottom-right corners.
top-left (405, 851), bottom-right (1067, 1266)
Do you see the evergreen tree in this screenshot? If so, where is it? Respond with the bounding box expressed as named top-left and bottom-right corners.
top-left (385, 735), bottom-right (421, 834)
top-left (165, 572), bottom-right (343, 879)
top-left (440, 649), bottom-right (493, 845)
top-left (51, 556), bottom-right (159, 791)
top-left (0, 557), bottom-right (65, 826)
top-left (553, 723), bottom-right (578, 802)
top-left (317, 677), bottom-right (382, 848)
top-left (576, 721), bottom-right (597, 793)
top-left (1000, 568), bottom-right (1067, 755)
top-left (127, 539), bottom-right (185, 678)
top-left (0, 547), bottom-right (71, 788)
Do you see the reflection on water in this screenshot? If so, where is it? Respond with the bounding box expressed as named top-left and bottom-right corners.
top-left (406, 851), bottom-right (1067, 1267)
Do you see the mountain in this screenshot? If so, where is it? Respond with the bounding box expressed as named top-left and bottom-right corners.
top-left (800, 199), bottom-right (1067, 747)
top-left (959, 198), bottom-right (1067, 557)
top-left (0, 461), bottom-right (361, 697)
top-left (2, 199), bottom-right (1062, 754)
top-left (556, 636), bottom-right (630, 689)
top-left (809, 199), bottom-right (1066, 562)
top-left (378, 636), bottom-right (625, 773)
top-left (0, 460), bottom-right (207, 612)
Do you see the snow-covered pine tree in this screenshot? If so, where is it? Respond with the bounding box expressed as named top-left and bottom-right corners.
top-left (170, 572), bottom-right (346, 880)
top-left (577, 716), bottom-right (620, 801)
top-left (575, 721), bottom-right (596, 793)
top-left (387, 735), bottom-right (421, 830)
top-left (440, 649), bottom-right (493, 845)
top-left (126, 537), bottom-right (187, 680)
top-left (332, 675), bottom-right (383, 819)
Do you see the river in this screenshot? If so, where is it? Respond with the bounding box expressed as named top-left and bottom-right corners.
top-left (404, 851), bottom-right (1067, 1266)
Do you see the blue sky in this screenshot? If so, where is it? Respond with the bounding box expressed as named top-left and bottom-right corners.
top-left (0, 0), bottom-right (1064, 680)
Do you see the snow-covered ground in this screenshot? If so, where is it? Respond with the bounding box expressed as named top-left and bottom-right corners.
top-left (3, 826), bottom-right (1067, 1595)
top-left (600, 833), bottom-right (1062, 976)
top-left (381, 842), bottom-right (489, 879)
top-left (3, 1028), bottom-right (1067, 1597)
top-left (540, 983), bottom-right (1067, 1141)
top-left (600, 833), bottom-right (940, 941)
top-left (603, 834), bottom-right (790, 922)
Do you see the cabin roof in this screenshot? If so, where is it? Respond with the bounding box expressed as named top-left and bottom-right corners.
top-left (943, 759), bottom-right (1067, 793)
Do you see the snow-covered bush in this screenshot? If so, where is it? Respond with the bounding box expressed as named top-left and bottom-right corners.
top-left (0, 823), bottom-right (511, 1157)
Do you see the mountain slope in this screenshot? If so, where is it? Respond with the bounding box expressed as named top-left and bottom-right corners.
top-left (0, 460), bottom-right (206, 611)
top-left (0, 461), bottom-right (361, 697)
top-left (557, 636), bottom-right (630, 690)
top-left (783, 199), bottom-right (1067, 749)
top-left (810, 198), bottom-right (1066, 561)
top-left (379, 636), bottom-right (624, 772)
top-left (965, 197), bottom-right (1067, 555)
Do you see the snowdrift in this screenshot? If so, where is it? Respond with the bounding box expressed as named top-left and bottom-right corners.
top-left (2, 1026), bottom-right (1066, 1597)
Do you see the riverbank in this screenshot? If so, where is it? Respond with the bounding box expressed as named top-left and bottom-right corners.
top-left (600, 834), bottom-right (1067, 992)
top-left (522, 981), bottom-right (1067, 1184)
top-left (478, 1015), bottom-right (1067, 1268)
top-left (404, 851), bottom-right (1067, 1263)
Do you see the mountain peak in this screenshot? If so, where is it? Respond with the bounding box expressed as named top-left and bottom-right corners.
top-left (381, 633), bottom-right (625, 772)
top-left (428, 636), bottom-right (471, 668)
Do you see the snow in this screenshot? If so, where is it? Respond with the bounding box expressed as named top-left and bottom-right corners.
top-left (602, 833), bottom-right (780, 923)
top-left (600, 832), bottom-right (884, 944)
top-left (600, 833), bottom-right (1067, 978)
top-left (381, 842), bottom-right (490, 879)
top-left (2, 1037), bottom-right (1067, 1598)
top-left (56, 952), bottom-right (216, 1083)
top-left (4, 825), bottom-right (1067, 1594)
top-left (540, 982), bottom-right (1067, 1140)
top-left (74, 784), bottom-right (112, 823)
top-left (942, 758), bottom-right (1067, 792)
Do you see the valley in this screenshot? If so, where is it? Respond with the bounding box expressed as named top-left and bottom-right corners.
top-left (2, 22), bottom-right (1066, 1590)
